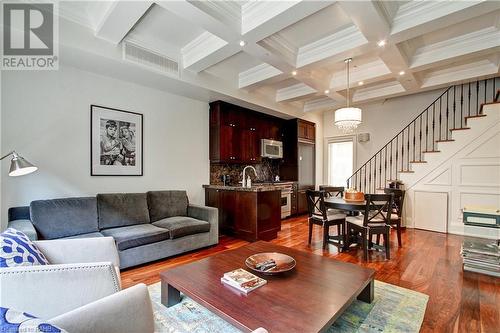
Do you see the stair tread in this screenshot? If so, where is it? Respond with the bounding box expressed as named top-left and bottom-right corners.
top-left (465, 114), bottom-right (486, 120)
top-left (398, 170), bottom-right (414, 173)
top-left (422, 150), bottom-right (441, 153)
top-left (450, 127), bottom-right (471, 131)
top-left (436, 139), bottom-right (455, 142)
top-left (410, 160), bottom-right (427, 163)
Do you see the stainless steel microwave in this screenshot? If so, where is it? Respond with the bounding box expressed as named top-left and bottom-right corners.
top-left (261, 139), bottom-right (283, 159)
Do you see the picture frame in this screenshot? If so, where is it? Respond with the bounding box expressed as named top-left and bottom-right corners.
top-left (90, 104), bottom-right (143, 176)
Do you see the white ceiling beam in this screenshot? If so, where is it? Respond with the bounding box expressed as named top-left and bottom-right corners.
top-left (304, 97), bottom-right (339, 113)
top-left (94, 1), bottom-right (153, 44)
top-left (276, 83), bottom-right (316, 102)
top-left (238, 63), bottom-right (283, 89)
top-left (353, 81), bottom-right (405, 103)
top-left (390, 1), bottom-right (500, 43)
top-left (410, 27), bottom-right (500, 71)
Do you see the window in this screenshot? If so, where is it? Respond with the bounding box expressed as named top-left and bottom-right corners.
top-left (327, 137), bottom-right (355, 187)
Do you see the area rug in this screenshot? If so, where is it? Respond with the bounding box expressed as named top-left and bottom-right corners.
top-left (148, 280), bottom-right (428, 333)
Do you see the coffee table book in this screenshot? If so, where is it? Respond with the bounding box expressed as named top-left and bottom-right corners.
top-left (221, 276), bottom-right (267, 294)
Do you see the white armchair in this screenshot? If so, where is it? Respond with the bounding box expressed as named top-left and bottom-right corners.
top-left (0, 237), bottom-right (154, 333)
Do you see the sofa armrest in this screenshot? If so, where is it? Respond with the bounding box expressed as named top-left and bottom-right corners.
top-left (0, 262), bottom-right (120, 319)
top-left (48, 284), bottom-right (154, 333)
top-left (188, 204), bottom-right (218, 244)
top-left (7, 219), bottom-right (37, 240)
top-left (34, 237), bottom-right (120, 269)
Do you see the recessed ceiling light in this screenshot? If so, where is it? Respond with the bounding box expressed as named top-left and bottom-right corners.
top-left (358, 81), bottom-right (364, 86)
top-left (399, 71), bottom-right (405, 76)
top-left (377, 40), bottom-right (386, 47)
top-left (239, 40), bottom-right (246, 47)
top-left (291, 70), bottom-right (297, 76)
top-left (324, 89), bottom-right (330, 94)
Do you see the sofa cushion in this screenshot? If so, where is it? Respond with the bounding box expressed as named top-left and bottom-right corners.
top-left (101, 224), bottom-right (170, 251)
top-left (147, 191), bottom-right (189, 222)
top-left (0, 228), bottom-right (49, 267)
top-left (30, 197), bottom-right (98, 239)
top-left (152, 216), bottom-right (210, 239)
top-left (61, 232), bottom-right (104, 239)
top-left (97, 193), bottom-right (150, 230)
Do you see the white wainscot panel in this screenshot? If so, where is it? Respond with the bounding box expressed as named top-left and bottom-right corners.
top-left (460, 192), bottom-right (500, 210)
top-left (459, 164), bottom-right (500, 187)
top-left (414, 191), bottom-right (448, 233)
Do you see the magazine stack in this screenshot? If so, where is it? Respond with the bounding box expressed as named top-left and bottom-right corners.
top-left (221, 268), bottom-right (267, 294)
top-left (461, 237), bottom-right (500, 277)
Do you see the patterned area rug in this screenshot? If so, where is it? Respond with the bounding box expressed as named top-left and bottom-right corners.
top-left (148, 280), bottom-right (428, 333)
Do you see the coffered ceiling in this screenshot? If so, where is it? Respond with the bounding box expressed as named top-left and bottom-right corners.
top-left (56, 0), bottom-right (500, 117)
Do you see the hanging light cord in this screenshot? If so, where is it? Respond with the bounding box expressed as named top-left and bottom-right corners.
top-left (345, 58), bottom-right (352, 108)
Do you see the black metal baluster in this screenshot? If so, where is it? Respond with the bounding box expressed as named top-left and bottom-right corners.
top-left (379, 152), bottom-right (382, 190)
top-left (407, 126), bottom-right (410, 169)
top-left (413, 121), bottom-right (416, 162)
top-left (484, 79), bottom-right (487, 109)
top-left (390, 141), bottom-right (393, 182)
top-left (432, 104), bottom-right (435, 151)
top-left (446, 91), bottom-right (449, 139)
top-left (460, 84), bottom-right (464, 128)
top-left (419, 115), bottom-right (422, 161)
top-left (438, 97), bottom-right (442, 141)
top-left (453, 85), bottom-right (456, 130)
top-left (425, 108), bottom-right (429, 151)
top-left (476, 81), bottom-right (479, 116)
top-left (401, 131), bottom-right (404, 171)
top-left (373, 155), bottom-right (376, 192)
top-left (468, 82), bottom-right (471, 117)
top-left (384, 146), bottom-right (387, 187)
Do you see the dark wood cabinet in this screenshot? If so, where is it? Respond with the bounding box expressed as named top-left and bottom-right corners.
top-left (298, 119), bottom-right (315, 142)
top-left (210, 101), bottom-right (284, 164)
top-left (205, 188), bottom-right (281, 241)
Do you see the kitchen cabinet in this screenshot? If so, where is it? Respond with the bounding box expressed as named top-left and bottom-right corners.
top-left (204, 187), bottom-right (281, 241)
top-left (209, 101), bottom-right (284, 164)
top-left (298, 119), bottom-right (315, 142)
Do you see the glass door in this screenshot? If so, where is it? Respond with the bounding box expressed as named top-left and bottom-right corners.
top-left (327, 137), bottom-right (355, 187)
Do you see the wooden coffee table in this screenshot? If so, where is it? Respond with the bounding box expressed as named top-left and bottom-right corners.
top-left (160, 241), bottom-right (375, 333)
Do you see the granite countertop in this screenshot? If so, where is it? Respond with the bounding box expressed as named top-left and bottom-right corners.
top-left (202, 184), bottom-right (283, 192)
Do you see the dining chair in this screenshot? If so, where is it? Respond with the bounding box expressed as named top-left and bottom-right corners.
top-left (384, 188), bottom-right (405, 247)
top-left (318, 186), bottom-right (344, 198)
top-left (345, 193), bottom-right (394, 260)
top-left (306, 190), bottom-right (346, 250)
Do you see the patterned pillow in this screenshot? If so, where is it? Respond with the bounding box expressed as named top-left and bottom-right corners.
top-left (0, 307), bottom-right (66, 333)
top-left (0, 228), bottom-right (49, 268)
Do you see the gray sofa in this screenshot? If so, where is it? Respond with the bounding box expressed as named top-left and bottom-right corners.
top-left (7, 190), bottom-right (218, 269)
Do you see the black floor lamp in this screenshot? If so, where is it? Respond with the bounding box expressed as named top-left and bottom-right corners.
top-left (0, 151), bottom-right (38, 176)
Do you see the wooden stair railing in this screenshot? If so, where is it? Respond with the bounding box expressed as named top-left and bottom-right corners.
top-left (347, 77), bottom-right (500, 193)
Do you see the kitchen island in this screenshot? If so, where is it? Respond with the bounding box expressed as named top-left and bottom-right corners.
top-left (203, 185), bottom-right (281, 241)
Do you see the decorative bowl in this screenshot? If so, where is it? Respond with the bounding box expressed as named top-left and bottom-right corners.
top-left (245, 252), bottom-right (296, 275)
top-left (345, 191), bottom-right (365, 202)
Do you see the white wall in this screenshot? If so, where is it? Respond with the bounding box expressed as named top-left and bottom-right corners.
top-left (323, 89), bottom-right (444, 179)
top-left (1, 65), bottom-right (209, 229)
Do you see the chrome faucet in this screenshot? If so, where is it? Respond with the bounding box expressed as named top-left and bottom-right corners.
top-left (242, 166), bottom-right (257, 188)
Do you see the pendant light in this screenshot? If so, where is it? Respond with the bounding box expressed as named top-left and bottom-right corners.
top-left (334, 58), bottom-right (362, 133)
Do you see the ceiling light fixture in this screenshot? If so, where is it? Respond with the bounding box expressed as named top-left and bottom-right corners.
top-left (324, 89), bottom-right (330, 94)
top-left (358, 81), bottom-right (364, 86)
top-left (239, 40), bottom-right (246, 47)
top-left (334, 58), bottom-right (362, 133)
top-left (291, 70), bottom-right (297, 76)
top-left (399, 71), bottom-right (405, 75)
top-left (377, 40), bottom-right (386, 47)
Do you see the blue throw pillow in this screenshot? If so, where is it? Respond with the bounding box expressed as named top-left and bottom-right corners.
top-left (0, 307), bottom-right (66, 333)
top-left (0, 228), bottom-right (49, 268)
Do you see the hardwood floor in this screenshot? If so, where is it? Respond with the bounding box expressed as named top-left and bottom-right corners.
top-left (121, 215), bottom-right (499, 333)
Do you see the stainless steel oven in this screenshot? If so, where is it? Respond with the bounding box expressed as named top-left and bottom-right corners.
top-left (277, 184), bottom-right (293, 219)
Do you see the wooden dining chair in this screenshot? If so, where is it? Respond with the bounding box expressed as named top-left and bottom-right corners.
top-left (345, 193), bottom-right (394, 260)
top-left (306, 190), bottom-right (346, 250)
top-left (384, 188), bottom-right (405, 247)
top-left (318, 186), bottom-right (344, 198)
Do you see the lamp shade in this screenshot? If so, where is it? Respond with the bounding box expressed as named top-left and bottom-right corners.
top-left (334, 107), bottom-right (362, 132)
top-left (9, 155), bottom-right (38, 177)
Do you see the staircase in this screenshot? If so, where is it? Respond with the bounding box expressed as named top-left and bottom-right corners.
top-left (347, 77), bottom-right (500, 193)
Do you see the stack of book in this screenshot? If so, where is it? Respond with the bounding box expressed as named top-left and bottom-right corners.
top-left (461, 237), bottom-right (500, 277)
top-left (221, 268), bottom-right (267, 294)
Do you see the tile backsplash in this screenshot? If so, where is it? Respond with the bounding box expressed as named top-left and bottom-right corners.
top-left (210, 159), bottom-right (280, 185)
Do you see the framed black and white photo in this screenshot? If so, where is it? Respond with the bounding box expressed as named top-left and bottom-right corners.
top-left (91, 105), bottom-right (143, 176)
